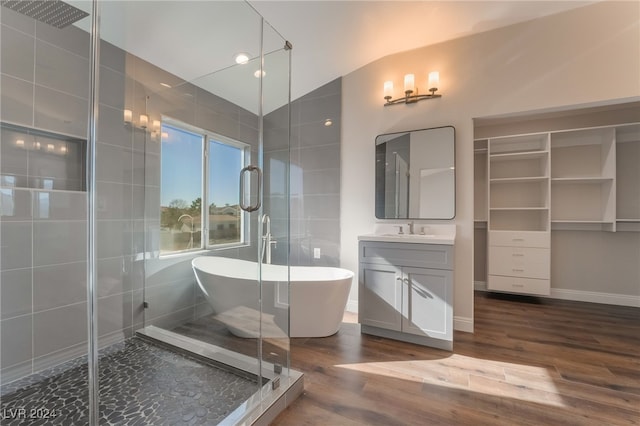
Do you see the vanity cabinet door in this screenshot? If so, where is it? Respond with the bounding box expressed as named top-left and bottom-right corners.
top-left (359, 263), bottom-right (402, 331)
top-left (401, 267), bottom-right (453, 341)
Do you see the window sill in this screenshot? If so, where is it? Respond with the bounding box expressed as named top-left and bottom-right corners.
top-left (158, 243), bottom-right (250, 260)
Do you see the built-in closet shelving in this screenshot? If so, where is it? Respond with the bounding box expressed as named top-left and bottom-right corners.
top-left (474, 139), bottom-right (488, 229)
top-left (486, 133), bottom-right (551, 296)
top-left (476, 120), bottom-right (640, 297)
top-left (615, 123), bottom-right (640, 231)
top-left (550, 127), bottom-right (616, 231)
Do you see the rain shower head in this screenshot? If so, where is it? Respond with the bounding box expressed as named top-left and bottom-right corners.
top-left (1, 0), bottom-right (89, 29)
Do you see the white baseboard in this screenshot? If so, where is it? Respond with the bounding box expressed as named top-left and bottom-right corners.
top-left (346, 299), bottom-right (359, 313)
top-left (476, 282), bottom-right (639, 308)
top-left (550, 288), bottom-right (640, 308)
top-left (454, 316), bottom-right (474, 333)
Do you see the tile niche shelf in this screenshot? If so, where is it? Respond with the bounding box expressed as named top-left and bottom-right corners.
top-left (1, 122), bottom-right (86, 192)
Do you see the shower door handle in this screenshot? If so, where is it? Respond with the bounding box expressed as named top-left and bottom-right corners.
top-left (239, 165), bottom-right (262, 212)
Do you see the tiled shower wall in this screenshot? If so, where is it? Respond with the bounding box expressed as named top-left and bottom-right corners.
top-left (0, 7), bottom-right (261, 383)
top-left (264, 78), bottom-right (342, 267)
top-left (1, 9), bottom-right (93, 382)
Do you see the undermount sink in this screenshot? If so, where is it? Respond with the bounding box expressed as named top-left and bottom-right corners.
top-left (381, 233), bottom-right (436, 238)
top-left (358, 229), bottom-right (455, 245)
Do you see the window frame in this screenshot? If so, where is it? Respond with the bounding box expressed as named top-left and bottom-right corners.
top-left (160, 117), bottom-right (250, 256)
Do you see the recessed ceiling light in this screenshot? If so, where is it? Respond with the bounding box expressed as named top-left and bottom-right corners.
top-left (235, 53), bottom-right (250, 64)
top-left (160, 82), bottom-right (172, 88)
top-left (324, 119), bottom-right (333, 127)
top-left (254, 70), bottom-right (266, 78)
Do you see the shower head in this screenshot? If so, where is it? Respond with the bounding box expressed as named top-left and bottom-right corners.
top-left (1, 0), bottom-right (89, 29)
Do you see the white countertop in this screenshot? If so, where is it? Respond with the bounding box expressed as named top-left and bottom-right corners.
top-left (358, 224), bottom-right (456, 245)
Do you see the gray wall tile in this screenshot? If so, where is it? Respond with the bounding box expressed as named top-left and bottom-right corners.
top-left (132, 150), bottom-right (145, 186)
top-left (100, 40), bottom-right (126, 73)
top-left (35, 40), bottom-right (89, 99)
top-left (96, 142), bottom-right (133, 184)
top-left (33, 261), bottom-right (86, 312)
top-left (1, 221), bottom-right (32, 270)
top-left (33, 302), bottom-right (87, 357)
top-left (1, 24), bottom-right (34, 81)
top-left (1, 8), bottom-right (35, 34)
top-left (1, 188), bottom-right (32, 221)
top-left (1, 268), bottom-right (32, 319)
top-left (32, 342), bottom-right (86, 373)
top-left (292, 144), bottom-right (340, 171)
top-left (97, 256), bottom-right (129, 297)
top-left (97, 104), bottom-right (132, 148)
top-left (96, 219), bottom-right (131, 259)
top-left (32, 190), bottom-right (86, 220)
top-left (142, 186), bottom-right (160, 220)
top-left (132, 289), bottom-right (144, 329)
top-left (34, 86), bottom-right (88, 138)
top-left (143, 153), bottom-right (160, 187)
top-left (145, 256), bottom-right (195, 287)
top-left (1, 315), bottom-right (32, 369)
top-left (34, 21), bottom-right (89, 58)
top-left (33, 221), bottom-right (87, 266)
top-left (145, 279), bottom-right (195, 322)
top-left (0, 74), bottom-right (34, 125)
top-left (98, 292), bottom-right (132, 337)
top-left (98, 66), bottom-right (126, 109)
top-left (147, 307), bottom-right (193, 330)
top-left (297, 119), bottom-right (341, 147)
top-left (97, 181), bottom-right (132, 220)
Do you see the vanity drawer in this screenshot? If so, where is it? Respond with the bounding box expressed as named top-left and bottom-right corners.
top-left (359, 242), bottom-right (453, 270)
top-left (488, 275), bottom-right (550, 296)
top-left (489, 231), bottom-right (550, 248)
top-left (488, 246), bottom-right (550, 279)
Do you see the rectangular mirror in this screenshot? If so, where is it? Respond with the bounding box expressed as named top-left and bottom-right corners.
top-left (375, 126), bottom-right (455, 219)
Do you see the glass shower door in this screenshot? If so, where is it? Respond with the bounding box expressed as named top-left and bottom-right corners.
top-left (94, 0), bottom-right (292, 423)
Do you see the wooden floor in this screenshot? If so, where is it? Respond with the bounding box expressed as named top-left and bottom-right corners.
top-left (273, 292), bottom-right (640, 425)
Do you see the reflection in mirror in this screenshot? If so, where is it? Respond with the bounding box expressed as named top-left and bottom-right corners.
top-left (375, 126), bottom-right (455, 219)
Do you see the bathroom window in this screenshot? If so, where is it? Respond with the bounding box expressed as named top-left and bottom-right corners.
top-left (160, 120), bottom-right (249, 254)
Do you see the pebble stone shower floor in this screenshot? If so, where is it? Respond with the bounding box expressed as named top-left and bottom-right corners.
top-left (0, 337), bottom-right (259, 425)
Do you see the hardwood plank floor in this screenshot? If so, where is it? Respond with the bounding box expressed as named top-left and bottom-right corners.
top-left (273, 292), bottom-right (640, 425)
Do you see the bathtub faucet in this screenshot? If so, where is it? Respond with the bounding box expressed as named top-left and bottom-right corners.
top-left (261, 214), bottom-right (277, 264)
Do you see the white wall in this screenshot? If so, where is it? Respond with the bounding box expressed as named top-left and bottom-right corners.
top-left (341, 1), bottom-right (640, 331)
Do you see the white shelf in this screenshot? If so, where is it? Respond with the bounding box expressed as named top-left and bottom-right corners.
top-left (490, 151), bottom-right (548, 162)
top-left (491, 176), bottom-right (548, 184)
top-left (491, 207), bottom-right (548, 211)
top-left (551, 220), bottom-right (614, 224)
top-left (551, 177), bottom-right (614, 184)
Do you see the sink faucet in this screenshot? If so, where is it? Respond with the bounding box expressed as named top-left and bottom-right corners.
top-left (407, 221), bottom-right (415, 235)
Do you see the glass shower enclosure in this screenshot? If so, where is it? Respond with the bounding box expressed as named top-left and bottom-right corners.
top-left (0, 0), bottom-right (298, 424)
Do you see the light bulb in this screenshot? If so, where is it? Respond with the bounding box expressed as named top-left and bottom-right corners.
top-left (428, 71), bottom-right (439, 91)
top-left (384, 81), bottom-right (393, 99)
top-left (404, 74), bottom-right (415, 93)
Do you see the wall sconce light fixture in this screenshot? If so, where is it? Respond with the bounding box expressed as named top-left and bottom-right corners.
top-left (383, 71), bottom-right (441, 106)
top-left (139, 114), bottom-right (149, 129)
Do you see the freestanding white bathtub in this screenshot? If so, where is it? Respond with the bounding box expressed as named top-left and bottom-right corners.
top-left (192, 256), bottom-right (353, 338)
